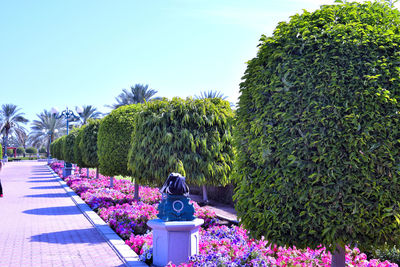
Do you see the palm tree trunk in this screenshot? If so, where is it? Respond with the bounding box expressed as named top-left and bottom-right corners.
top-left (110, 176), bottom-right (114, 188)
top-left (96, 167), bottom-right (99, 179)
top-left (87, 168), bottom-right (89, 178)
top-left (4, 131), bottom-right (8, 160)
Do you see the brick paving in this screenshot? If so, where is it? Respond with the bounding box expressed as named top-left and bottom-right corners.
top-left (0, 161), bottom-right (126, 267)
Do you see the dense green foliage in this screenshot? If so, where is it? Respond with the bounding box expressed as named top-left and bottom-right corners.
top-left (25, 147), bottom-right (37, 154)
top-left (0, 145), bottom-right (2, 159)
top-left (128, 97), bottom-right (234, 186)
top-left (51, 136), bottom-right (66, 160)
top-left (7, 149), bottom-right (13, 157)
top-left (63, 128), bottom-right (78, 163)
top-left (17, 147), bottom-right (25, 155)
top-left (97, 104), bottom-right (142, 177)
top-left (39, 147), bottom-right (46, 153)
top-left (73, 126), bottom-right (89, 168)
top-left (234, 1), bottom-right (400, 251)
top-left (80, 119), bottom-right (101, 168)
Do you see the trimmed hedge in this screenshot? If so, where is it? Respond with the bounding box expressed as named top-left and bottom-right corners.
top-left (97, 104), bottom-right (142, 177)
top-left (51, 136), bottom-right (66, 160)
top-left (17, 147), bottom-right (25, 155)
top-left (128, 97), bottom-right (234, 186)
top-left (73, 126), bottom-right (89, 168)
top-left (80, 119), bottom-right (101, 168)
top-left (25, 147), bottom-right (37, 154)
top-left (234, 1), bottom-right (400, 252)
top-left (63, 128), bottom-right (78, 163)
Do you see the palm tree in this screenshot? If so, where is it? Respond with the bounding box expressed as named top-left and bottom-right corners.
top-left (29, 110), bottom-right (65, 157)
top-left (15, 128), bottom-right (29, 156)
top-left (108, 84), bottom-right (159, 109)
top-left (195, 90), bottom-right (228, 100)
top-left (76, 105), bottom-right (102, 125)
top-left (0, 104), bottom-right (29, 158)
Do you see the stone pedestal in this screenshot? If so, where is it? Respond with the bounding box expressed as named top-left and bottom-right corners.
top-left (147, 218), bottom-right (204, 266)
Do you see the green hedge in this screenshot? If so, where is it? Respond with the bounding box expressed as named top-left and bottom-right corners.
top-left (17, 147), bottom-right (25, 155)
top-left (52, 136), bottom-right (66, 160)
top-left (25, 147), bottom-right (37, 154)
top-left (98, 104), bottom-right (142, 177)
top-left (63, 128), bottom-right (78, 163)
top-left (80, 119), bottom-right (101, 168)
top-left (73, 126), bottom-right (89, 168)
top-left (128, 97), bottom-right (234, 186)
top-left (234, 1), bottom-right (400, 252)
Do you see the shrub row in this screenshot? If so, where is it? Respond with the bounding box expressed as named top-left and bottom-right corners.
top-left (51, 97), bottom-right (235, 189)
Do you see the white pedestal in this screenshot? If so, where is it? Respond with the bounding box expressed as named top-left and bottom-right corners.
top-left (147, 218), bottom-right (204, 266)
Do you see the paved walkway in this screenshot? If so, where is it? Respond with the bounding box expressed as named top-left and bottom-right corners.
top-left (0, 161), bottom-right (125, 267)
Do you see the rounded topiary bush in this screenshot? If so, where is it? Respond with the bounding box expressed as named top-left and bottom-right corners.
top-left (25, 147), bottom-right (37, 154)
top-left (63, 128), bottom-right (78, 163)
top-left (97, 104), bottom-right (142, 177)
top-left (73, 126), bottom-right (89, 168)
top-left (80, 119), bottom-right (101, 168)
top-left (53, 136), bottom-right (66, 160)
top-left (234, 1), bottom-right (400, 252)
top-left (17, 147), bottom-right (25, 155)
top-left (128, 97), bottom-right (234, 186)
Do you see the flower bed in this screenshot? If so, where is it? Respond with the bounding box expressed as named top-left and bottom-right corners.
top-left (49, 162), bottom-right (398, 267)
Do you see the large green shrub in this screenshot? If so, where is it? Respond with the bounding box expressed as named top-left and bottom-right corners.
top-left (25, 147), bottom-right (37, 154)
top-left (73, 126), bottom-right (89, 168)
top-left (0, 145), bottom-right (2, 159)
top-left (52, 136), bottom-right (66, 160)
top-left (63, 128), bottom-right (78, 163)
top-left (80, 119), bottom-right (101, 168)
top-left (97, 104), bottom-right (142, 177)
top-left (17, 147), bottom-right (25, 155)
top-left (128, 97), bottom-right (234, 186)
top-left (7, 149), bottom-right (14, 157)
top-left (234, 1), bottom-right (400, 252)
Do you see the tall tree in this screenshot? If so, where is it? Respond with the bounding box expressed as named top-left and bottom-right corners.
top-left (194, 90), bottom-right (229, 204)
top-left (0, 104), bottom-right (29, 157)
top-left (29, 110), bottom-right (65, 157)
top-left (109, 84), bottom-right (159, 109)
top-left (76, 105), bottom-right (102, 125)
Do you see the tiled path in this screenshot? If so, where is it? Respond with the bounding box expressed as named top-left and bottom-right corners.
top-left (0, 161), bottom-right (125, 267)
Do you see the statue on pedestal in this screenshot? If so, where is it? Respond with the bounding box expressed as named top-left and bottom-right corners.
top-left (157, 173), bottom-right (195, 221)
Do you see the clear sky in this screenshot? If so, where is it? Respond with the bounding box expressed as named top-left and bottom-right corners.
top-left (0, 0), bottom-right (376, 125)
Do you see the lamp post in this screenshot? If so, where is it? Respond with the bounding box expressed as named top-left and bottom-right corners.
top-left (51, 107), bottom-right (83, 176)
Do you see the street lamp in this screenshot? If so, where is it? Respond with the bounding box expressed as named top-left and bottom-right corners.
top-left (42, 129), bottom-right (58, 164)
top-left (51, 107), bottom-right (82, 176)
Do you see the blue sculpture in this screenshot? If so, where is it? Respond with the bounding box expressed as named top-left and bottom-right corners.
top-left (157, 173), bottom-right (195, 221)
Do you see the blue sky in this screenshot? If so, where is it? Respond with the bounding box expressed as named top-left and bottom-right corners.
top-left (1, 0), bottom-right (353, 124)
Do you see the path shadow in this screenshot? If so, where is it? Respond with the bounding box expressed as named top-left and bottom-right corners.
top-left (30, 185), bottom-right (62, 190)
top-left (23, 206), bottom-right (81, 215)
top-left (30, 228), bottom-right (104, 245)
top-left (28, 179), bottom-right (58, 183)
top-left (29, 176), bottom-right (53, 179)
top-left (24, 193), bottom-right (68, 198)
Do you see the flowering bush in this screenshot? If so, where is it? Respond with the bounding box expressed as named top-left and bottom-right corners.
top-left (49, 163), bottom-right (397, 266)
top-left (126, 232), bottom-right (153, 255)
top-left (191, 201), bottom-right (217, 229)
top-left (98, 202), bottom-right (158, 238)
top-left (81, 188), bottom-right (134, 210)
